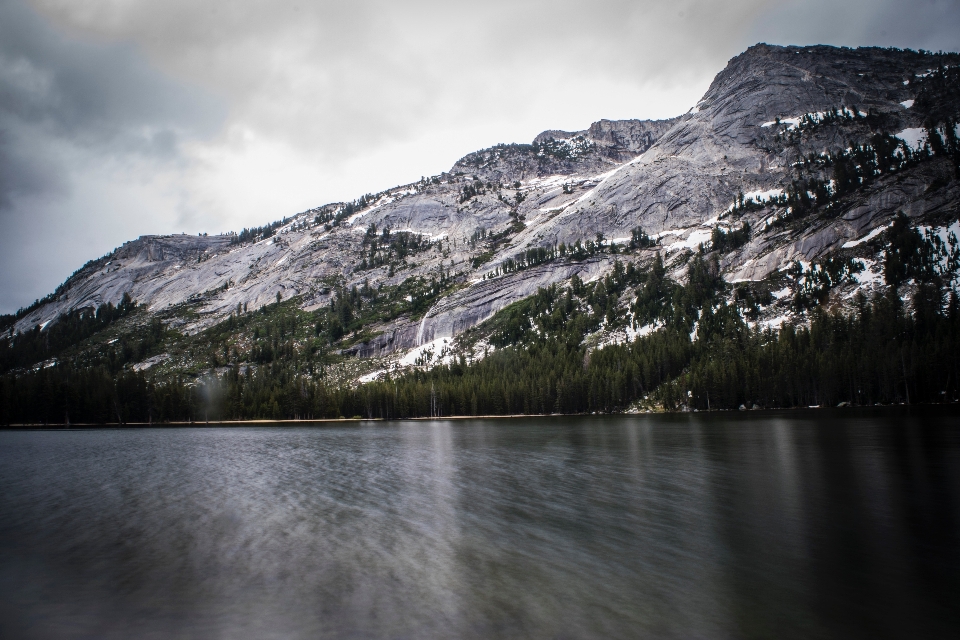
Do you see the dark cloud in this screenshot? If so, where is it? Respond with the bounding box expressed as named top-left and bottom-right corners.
top-left (28, 0), bottom-right (957, 180)
top-left (30, 0), bottom-right (772, 158)
top-left (0, 0), bottom-right (226, 313)
top-left (0, 0), bottom-right (224, 210)
top-left (0, 1), bottom-right (223, 145)
top-left (0, 128), bottom-right (66, 209)
top-left (752, 0), bottom-right (960, 53)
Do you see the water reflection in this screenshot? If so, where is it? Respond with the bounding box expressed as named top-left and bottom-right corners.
top-left (1, 410), bottom-right (958, 638)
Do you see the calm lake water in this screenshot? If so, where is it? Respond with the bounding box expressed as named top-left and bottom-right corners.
top-left (1, 411), bottom-right (959, 639)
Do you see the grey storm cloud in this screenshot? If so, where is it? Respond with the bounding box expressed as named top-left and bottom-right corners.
top-left (0, 0), bottom-right (224, 207)
top-left (2, 0), bottom-right (960, 313)
top-left (17, 0), bottom-right (960, 173)
top-left (27, 0), bottom-right (779, 158)
top-left (752, 0), bottom-right (960, 53)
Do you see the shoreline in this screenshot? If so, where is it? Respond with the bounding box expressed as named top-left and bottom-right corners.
top-left (2, 403), bottom-right (958, 429)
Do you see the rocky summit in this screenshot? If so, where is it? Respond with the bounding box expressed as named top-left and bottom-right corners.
top-left (3, 43), bottom-right (960, 417)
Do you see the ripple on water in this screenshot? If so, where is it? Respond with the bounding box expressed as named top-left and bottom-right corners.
top-left (1, 411), bottom-right (959, 639)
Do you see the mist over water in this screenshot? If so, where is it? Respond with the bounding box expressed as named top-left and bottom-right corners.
top-left (1, 412), bottom-right (959, 639)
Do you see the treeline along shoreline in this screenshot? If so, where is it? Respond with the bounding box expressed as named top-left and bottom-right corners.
top-left (2, 218), bottom-right (958, 424)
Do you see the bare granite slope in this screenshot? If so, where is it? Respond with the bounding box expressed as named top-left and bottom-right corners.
top-left (11, 43), bottom-right (960, 367)
top-left (535, 45), bottom-right (944, 246)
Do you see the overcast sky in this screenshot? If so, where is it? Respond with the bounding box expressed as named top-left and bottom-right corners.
top-left (1, 0), bottom-right (959, 313)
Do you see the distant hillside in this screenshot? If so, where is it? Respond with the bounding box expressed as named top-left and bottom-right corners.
top-left (3, 43), bottom-right (960, 423)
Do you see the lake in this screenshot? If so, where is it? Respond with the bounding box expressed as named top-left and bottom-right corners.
top-left (1, 410), bottom-right (958, 639)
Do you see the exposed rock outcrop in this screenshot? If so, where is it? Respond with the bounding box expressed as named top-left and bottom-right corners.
top-left (11, 43), bottom-right (960, 364)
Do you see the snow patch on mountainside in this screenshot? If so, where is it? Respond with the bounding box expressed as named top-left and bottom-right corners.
top-left (399, 337), bottom-right (455, 367)
top-left (761, 108), bottom-right (866, 130)
top-left (848, 258), bottom-right (885, 294)
top-left (597, 320), bottom-right (663, 349)
top-left (843, 223), bottom-right (893, 248)
top-left (666, 228), bottom-right (713, 252)
top-left (895, 128), bottom-right (927, 152)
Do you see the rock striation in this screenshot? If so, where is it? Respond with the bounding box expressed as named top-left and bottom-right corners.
top-left (10, 43), bottom-right (960, 367)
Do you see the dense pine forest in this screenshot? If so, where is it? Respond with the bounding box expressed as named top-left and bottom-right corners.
top-left (2, 213), bottom-right (958, 424)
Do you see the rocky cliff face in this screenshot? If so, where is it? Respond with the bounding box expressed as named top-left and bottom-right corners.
top-left (9, 43), bottom-right (960, 378)
top-left (450, 117), bottom-right (679, 183)
top-left (538, 44), bottom-right (955, 269)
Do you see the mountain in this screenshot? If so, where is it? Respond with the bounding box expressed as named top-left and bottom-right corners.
top-left (3, 43), bottom-right (960, 422)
